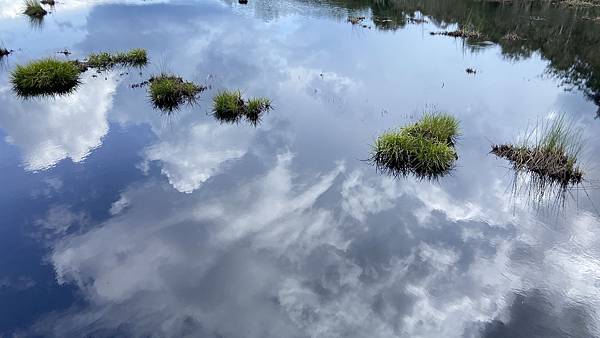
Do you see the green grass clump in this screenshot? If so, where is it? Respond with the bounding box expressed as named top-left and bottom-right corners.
top-left (213, 90), bottom-right (245, 122)
top-left (212, 90), bottom-right (273, 125)
top-left (371, 113), bottom-right (460, 179)
top-left (148, 74), bottom-right (205, 113)
top-left (403, 113), bottom-right (459, 146)
top-left (246, 97), bottom-right (272, 124)
top-left (23, 0), bottom-right (47, 18)
top-left (11, 58), bottom-right (82, 98)
top-left (491, 115), bottom-right (584, 188)
top-left (86, 48), bottom-right (148, 70)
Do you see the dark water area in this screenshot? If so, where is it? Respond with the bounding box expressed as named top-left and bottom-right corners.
top-left (1, 0), bottom-right (600, 337)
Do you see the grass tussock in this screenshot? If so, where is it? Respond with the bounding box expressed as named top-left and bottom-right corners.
top-left (148, 74), bottom-right (206, 113)
top-left (491, 115), bottom-right (584, 188)
top-left (370, 113), bottom-right (460, 179)
top-left (23, 0), bottom-right (47, 18)
top-left (86, 48), bottom-right (148, 70)
top-left (430, 29), bottom-right (482, 39)
top-left (11, 58), bottom-right (82, 98)
top-left (212, 90), bottom-right (272, 125)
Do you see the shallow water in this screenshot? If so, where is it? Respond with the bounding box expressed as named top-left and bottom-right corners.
top-left (1, 0), bottom-right (600, 337)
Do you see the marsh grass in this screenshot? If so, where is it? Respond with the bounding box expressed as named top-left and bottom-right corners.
top-left (430, 29), bottom-right (482, 39)
top-left (370, 113), bottom-right (460, 179)
top-left (148, 74), bottom-right (206, 113)
top-left (212, 90), bottom-right (272, 125)
top-left (23, 0), bottom-right (47, 18)
top-left (212, 90), bottom-right (245, 123)
top-left (11, 58), bottom-right (81, 98)
top-left (245, 97), bottom-right (272, 125)
top-left (86, 49), bottom-right (148, 71)
top-left (491, 115), bottom-right (585, 204)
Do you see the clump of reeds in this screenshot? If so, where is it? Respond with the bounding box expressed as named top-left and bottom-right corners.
top-left (491, 115), bottom-right (584, 190)
top-left (11, 58), bottom-right (82, 98)
top-left (347, 16), bottom-right (366, 25)
top-left (86, 48), bottom-right (148, 71)
top-left (23, 0), bottom-right (47, 18)
top-left (212, 90), bottom-right (272, 125)
top-left (430, 29), bottom-right (482, 39)
top-left (148, 74), bottom-right (206, 113)
top-left (370, 113), bottom-right (460, 179)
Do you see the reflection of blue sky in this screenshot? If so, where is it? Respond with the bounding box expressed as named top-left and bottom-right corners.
top-left (0, 0), bottom-right (599, 337)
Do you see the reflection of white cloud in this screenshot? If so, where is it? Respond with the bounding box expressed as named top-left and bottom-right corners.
top-left (36, 153), bottom-right (346, 337)
top-left (0, 73), bottom-right (117, 171)
top-left (341, 170), bottom-right (400, 222)
top-left (143, 123), bottom-right (254, 193)
top-left (284, 66), bottom-right (360, 104)
top-left (0, 0), bottom-right (171, 19)
top-left (27, 156), bottom-right (600, 337)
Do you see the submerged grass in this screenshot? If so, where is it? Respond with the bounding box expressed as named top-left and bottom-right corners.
top-left (86, 48), bottom-right (148, 70)
top-left (212, 90), bottom-right (272, 125)
top-left (491, 115), bottom-right (584, 190)
top-left (148, 74), bottom-right (206, 113)
top-left (23, 0), bottom-right (47, 18)
top-left (370, 113), bottom-right (460, 179)
top-left (11, 58), bottom-right (81, 98)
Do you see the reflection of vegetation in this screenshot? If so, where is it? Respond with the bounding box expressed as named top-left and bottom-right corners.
top-left (11, 59), bottom-right (81, 98)
top-left (491, 115), bottom-right (584, 204)
top-left (86, 49), bottom-right (148, 71)
top-left (309, 0), bottom-right (600, 115)
top-left (430, 28), bottom-right (482, 39)
top-left (23, 0), bottom-right (47, 18)
top-left (148, 74), bottom-right (206, 113)
top-left (370, 113), bottom-right (459, 179)
top-left (212, 90), bottom-right (272, 125)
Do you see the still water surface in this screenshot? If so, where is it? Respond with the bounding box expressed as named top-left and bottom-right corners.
top-left (1, 0), bottom-right (600, 337)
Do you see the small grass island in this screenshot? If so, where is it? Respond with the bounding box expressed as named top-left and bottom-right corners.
top-left (212, 90), bottom-right (272, 125)
top-left (148, 74), bottom-right (206, 113)
top-left (370, 113), bottom-right (460, 179)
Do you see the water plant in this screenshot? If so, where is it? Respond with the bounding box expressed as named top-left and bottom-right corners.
top-left (370, 113), bottom-right (460, 179)
top-left (212, 90), bottom-right (245, 123)
top-left (491, 115), bottom-right (584, 201)
top-left (11, 58), bottom-right (81, 98)
top-left (212, 90), bottom-right (272, 125)
top-left (23, 0), bottom-right (47, 18)
top-left (245, 97), bottom-right (272, 125)
top-left (86, 48), bottom-right (148, 71)
top-left (430, 29), bottom-right (482, 39)
top-left (148, 74), bottom-right (206, 113)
